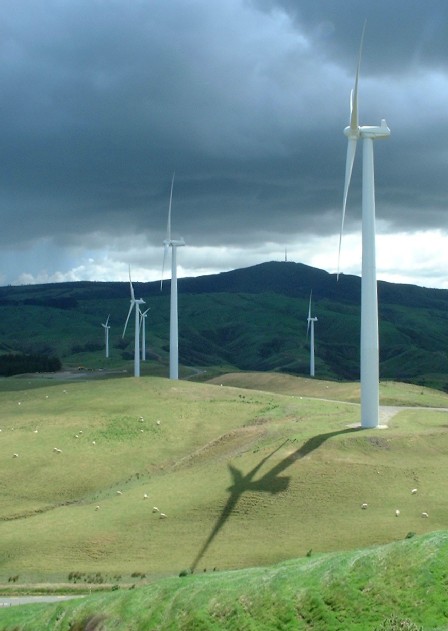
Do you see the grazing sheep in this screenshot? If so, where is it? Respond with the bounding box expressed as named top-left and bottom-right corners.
top-left (411, 488), bottom-right (417, 494)
top-left (53, 448), bottom-right (62, 454)
top-left (152, 506), bottom-right (159, 513)
top-left (159, 513), bottom-right (167, 519)
top-left (116, 491), bottom-right (122, 495)
top-left (74, 434), bottom-right (79, 438)
top-left (395, 509), bottom-right (400, 517)
top-left (139, 417), bottom-right (144, 422)
top-left (92, 441), bottom-right (96, 445)
top-left (143, 494), bottom-right (149, 499)
top-left (79, 430), bottom-right (83, 434)
top-left (95, 505), bottom-right (100, 511)
top-left (421, 512), bottom-right (429, 518)
top-left (33, 429), bottom-right (38, 433)
top-left (156, 420), bottom-right (161, 426)
top-left (12, 453), bottom-right (18, 458)
top-left (361, 503), bottom-right (368, 510)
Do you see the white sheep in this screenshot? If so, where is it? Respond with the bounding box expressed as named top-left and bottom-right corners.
top-left (152, 506), bottom-right (159, 513)
top-left (156, 420), bottom-right (161, 426)
top-left (12, 453), bottom-right (18, 458)
top-left (411, 488), bottom-right (417, 494)
top-left (421, 512), bottom-right (429, 518)
top-left (74, 434), bottom-right (79, 438)
top-left (116, 491), bottom-right (122, 495)
top-left (361, 503), bottom-right (368, 510)
top-left (159, 513), bottom-right (167, 519)
top-left (395, 509), bottom-right (400, 517)
top-left (92, 441), bottom-right (96, 445)
top-left (95, 505), bottom-right (100, 511)
top-left (53, 448), bottom-right (62, 454)
top-left (143, 493), bottom-right (149, 500)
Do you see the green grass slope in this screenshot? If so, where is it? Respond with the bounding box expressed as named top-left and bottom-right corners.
top-left (2, 531), bottom-right (448, 630)
top-left (0, 372), bottom-right (448, 588)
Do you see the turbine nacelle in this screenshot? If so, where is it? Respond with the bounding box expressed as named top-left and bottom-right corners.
top-left (345, 119), bottom-right (390, 140)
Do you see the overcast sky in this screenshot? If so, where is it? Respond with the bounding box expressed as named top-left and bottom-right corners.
top-left (1, 0), bottom-right (448, 289)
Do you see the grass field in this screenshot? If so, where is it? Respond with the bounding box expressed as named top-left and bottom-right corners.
top-left (1, 371), bottom-right (448, 628)
top-left (1, 531), bottom-right (448, 629)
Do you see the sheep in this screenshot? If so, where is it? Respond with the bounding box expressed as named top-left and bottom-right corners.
top-left (361, 503), bottom-right (368, 510)
top-left (152, 506), bottom-right (159, 513)
top-left (53, 448), bottom-right (62, 454)
top-left (92, 441), bottom-right (96, 445)
top-left (116, 491), bottom-right (122, 495)
top-left (143, 494), bottom-right (149, 500)
top-left (12, 453), bottom-right (18, 458)
top-left (95, 505), bottom-right (100, 511)
top-left (139, 417), bottom-right (144, 422)
top-left (395, 509), bottom-right (400, 517)
top-left (79, 430), bottom-right (83, 434)
top-left (156, 420), bottom-right (161, 426)
top-left (421, 512), bottom-right (429, 518)
top-left (159, 513), bottom-right (167, 519)
top-left (411, 488), bottom-right (417, 494)
top-left (74, 434), bottom-right (79, 439)
top-left (33, 429), bottom-right (38, 434)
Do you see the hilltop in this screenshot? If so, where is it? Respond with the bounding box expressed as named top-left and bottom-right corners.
top-left (1, 261), bottom-right (448, 388)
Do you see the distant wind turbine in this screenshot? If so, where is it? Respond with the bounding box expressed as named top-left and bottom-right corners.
top-left (122, 268), bottom-right (145, 378)
top-left (338, 22), bottom-right (390, 428)
top-left (306, 292), bottom-right (318, 377)
top-left (161, 173), bottom-right (185, 380)
top-left (140, 307), bottom-right (150, 362)
top-left (101, 314), bottom-right (110, 359)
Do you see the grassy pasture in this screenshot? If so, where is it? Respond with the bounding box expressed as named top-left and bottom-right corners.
top-left (0, 372), bottom-right (447, 590)
top-left (2, 531), bottom-right (448, 629)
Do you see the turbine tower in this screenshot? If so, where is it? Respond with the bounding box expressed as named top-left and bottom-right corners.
top-left (339, 23), bottom-right (390, 428)
top-left (101, 314), bottom-right (110, 359)
top-left (123, 269), bottom-right (145, 378)
top-left (161, 173), bottom-right (185, 380)
top-left (306, 292), bottom-right (318, 377)
top-left (140, 307), bottom-right (150, 362)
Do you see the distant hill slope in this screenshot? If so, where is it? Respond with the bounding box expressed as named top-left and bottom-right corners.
top-left (1, 261), bottom-right (448, 388)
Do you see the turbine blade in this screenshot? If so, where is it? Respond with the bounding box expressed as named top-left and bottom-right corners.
top-left (167, 172), bottom-right (175, 242)
top-left (307, 291), bottom-right (312, 338)
top-left (105, 314), bottom-right (110, 327)
top-left (350, 20), bottom-right (366, 132)
top-left (160, 243), bottom-right (169, 291)
top-left (337, 137), bottom-right (357, 279)
top-left (128, 265), bottom-right (135, 301)
top-left (122, 303), bottom-right (134, 338)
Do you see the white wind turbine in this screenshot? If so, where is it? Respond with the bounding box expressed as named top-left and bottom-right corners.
top-left (339, 23), bottom-right (390, 428)
top-left (101, 314), bottom-right (110, 359)
top-left (122, 269), bottom-right (145, 378)
top-left (161, 173), bottom-right (185, 380)
top-left (306, 292), bottom-right (318, 378)
top-left (139, 307), bottom-right (150, 362)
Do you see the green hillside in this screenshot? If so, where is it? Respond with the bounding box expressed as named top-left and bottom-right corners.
top-left (2, 531), bottom-right (448, 630)
top-left (1, 261), bottom-right (448, 389)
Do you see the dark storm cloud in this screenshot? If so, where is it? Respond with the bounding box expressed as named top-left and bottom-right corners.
top-left (0, 0), bottom-right (447, 281)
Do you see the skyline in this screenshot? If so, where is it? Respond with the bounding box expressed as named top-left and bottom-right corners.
top-left (1, 1), bottom-right (448, 289)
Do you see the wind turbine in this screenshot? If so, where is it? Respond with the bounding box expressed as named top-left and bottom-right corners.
top-left (306, 292), bottom-right (318, 377)
top-left (101, 314), bottom-right (110, 359)
top-left (122, 269), bottom-right (145, 378)
top-left (161, 173), bottom-right (185, 380)
top-left (139, 307), bottom-right (150, 362)
top-left (339, 23), bottom-right (390, 428)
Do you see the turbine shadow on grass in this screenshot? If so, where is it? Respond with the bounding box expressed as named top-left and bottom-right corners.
top-left (190, 426), bottom-right (361, 572)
